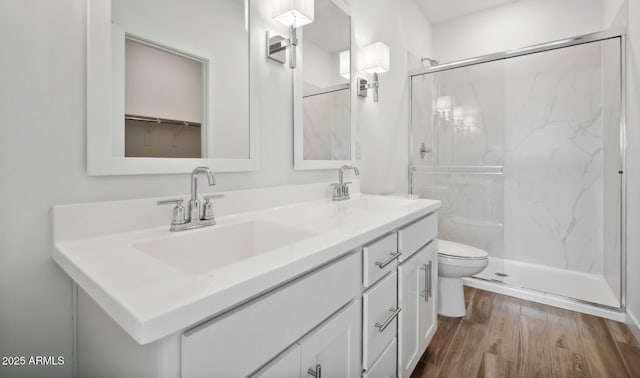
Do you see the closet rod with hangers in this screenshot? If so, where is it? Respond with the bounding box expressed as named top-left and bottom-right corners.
top-left (125, 114), bottom-right (201, 128)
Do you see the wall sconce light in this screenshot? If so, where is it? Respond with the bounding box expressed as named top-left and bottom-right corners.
top-left (358, 42), bottom-right (390, 102)
top-left (339, 50), bottom-right (350, 79)
top-left (435, 96), bottom-right (452, 120)
top-left (267, 0), bottom-right (315, 69)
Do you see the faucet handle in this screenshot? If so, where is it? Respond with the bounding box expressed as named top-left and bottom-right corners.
top-left (330, 183), bottom-right (342, 200)
top-left (157, 199), bottom-right (187, 225)
top-left (202, 194), bottom-right (224, 221)
top-left (343, 182), bottom-right (352, 198)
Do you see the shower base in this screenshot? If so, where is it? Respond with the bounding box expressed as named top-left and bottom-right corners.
top-left (464, 257), bottom-right (624, 321)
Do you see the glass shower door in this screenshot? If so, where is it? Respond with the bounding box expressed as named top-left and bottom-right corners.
top-left (410, 59), bottom-right (506, 282)
top-left (500, 38), bottom-right (622, 307)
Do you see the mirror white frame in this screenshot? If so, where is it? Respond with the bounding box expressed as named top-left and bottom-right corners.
top-left (293, 0), bottom-right (355, 170)
top-left (87, 0), bottom-right (259, 175)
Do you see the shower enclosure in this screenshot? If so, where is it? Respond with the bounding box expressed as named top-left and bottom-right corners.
top-left (409, 31), bottom-right (625, 310)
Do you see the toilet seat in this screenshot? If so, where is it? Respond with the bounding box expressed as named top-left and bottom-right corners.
top-left (438, 240), bottom-right (488, 260)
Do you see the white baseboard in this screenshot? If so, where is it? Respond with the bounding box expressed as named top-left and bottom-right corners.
top-left (626, 310), bottom-right (640, 343)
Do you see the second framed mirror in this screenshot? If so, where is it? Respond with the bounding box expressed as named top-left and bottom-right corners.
top-left (293, 0), bottom-right (354, 170)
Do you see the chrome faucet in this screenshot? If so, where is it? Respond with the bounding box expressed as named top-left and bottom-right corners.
top-left (157, 167), bottom-right (223, 231)
top-left (189, 167), bottom-right (215, 222)
top-left (331, 165), bottom-right (359, 201)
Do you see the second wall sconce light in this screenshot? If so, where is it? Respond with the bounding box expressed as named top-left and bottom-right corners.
top-left (358, 42), bottom-right (390, 102)
top-left (267, 0), bottom-right (315, 69)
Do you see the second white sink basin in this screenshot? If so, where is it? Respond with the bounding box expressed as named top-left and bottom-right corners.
top-left (135, 221), bottom-right (317, 275)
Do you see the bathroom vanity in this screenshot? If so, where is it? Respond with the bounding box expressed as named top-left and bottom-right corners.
top-left (53, 183), bottom-right (440, 377)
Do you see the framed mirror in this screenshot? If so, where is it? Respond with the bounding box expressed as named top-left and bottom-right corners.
top-left (293, 0), bottom-right (354, 170)
top-left (87, 0), bottom-right (259, 175)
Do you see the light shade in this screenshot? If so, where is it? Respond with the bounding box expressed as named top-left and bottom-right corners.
top-left (361, 42), bottom-right (390, 74)
top-left (339, 50), bottom-right (350, 79)
top-left (436, 96), bottom-right (452, 112)
top-left (453, 106), bottom-right (464, 121)
top-left (272, 0), bottom-right (314, 28)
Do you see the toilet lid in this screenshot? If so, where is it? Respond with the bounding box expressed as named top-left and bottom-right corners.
top-left (438, 239), bottom-right (488, 260)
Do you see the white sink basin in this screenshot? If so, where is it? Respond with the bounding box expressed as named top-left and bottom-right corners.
top-left (135, 221), bottom-right (316, 275)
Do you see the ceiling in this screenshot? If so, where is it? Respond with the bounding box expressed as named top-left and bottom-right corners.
top-left (414, 0), bottom-right (521, 23)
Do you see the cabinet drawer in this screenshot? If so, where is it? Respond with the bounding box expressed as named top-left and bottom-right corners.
top-left (363, 338), bottom-right (397, 378)
top-left (363, 271), bottom-right (398, 369)
top-left (181, 252), bottom-right (361, 378)
top-left (398, 213), bottom-right (437, 262)
top-left (363, 232), bottom-right (399, 288)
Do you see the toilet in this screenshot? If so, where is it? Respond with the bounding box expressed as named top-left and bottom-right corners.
top-left (437, 239), bottom-right (489, 317)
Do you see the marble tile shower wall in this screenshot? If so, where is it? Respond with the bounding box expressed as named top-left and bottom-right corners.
top-left (412, 59), bottom-right (506, 259)
top-left (504, 41), bottom-right (612, 274)
top-left (303, 89), bottom-right (350, 160)
top-left (414, 172), bottom-right (505, 257)
top-left (412, 39), bottom-right (622, 278)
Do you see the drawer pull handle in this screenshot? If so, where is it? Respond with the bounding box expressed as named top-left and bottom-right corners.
top-left (375, 252), bottom-right (401, 269)
top-left (375, 307), bottom-right (401, 332)
top-left (307, 364), bottom-right (321, 377)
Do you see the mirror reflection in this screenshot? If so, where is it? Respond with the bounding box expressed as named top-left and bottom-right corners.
top-left (299, 0), bottom-right (351, 162)
top-left (111, 0), bottom-right (249, 159)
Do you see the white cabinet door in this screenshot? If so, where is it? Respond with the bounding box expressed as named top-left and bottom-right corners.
top-left (398, 247), bottom-right (423, 378)
top-left (418, 241), bottom-right (437, 355)
top-left (252, 344), bottom-right (301, 378)
top-left (398, 241), bottom-right (437, 378)
top-left (299, 301), bottom-right (361, 378)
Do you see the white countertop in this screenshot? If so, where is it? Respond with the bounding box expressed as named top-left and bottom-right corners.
top-left (53, 190), bottom-right (440, 344)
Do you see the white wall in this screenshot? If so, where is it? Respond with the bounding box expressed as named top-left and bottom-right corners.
top-left (624, 0), bottom-right (640, 339)
top-left (432, 0), bottom-right (604, 63)
top-left (302, 39), bottom-right (345, 91)
top-left (350, 0), bottom-right (433, 195)
top-left (0, 0), bottom-right (432, 376)
top-left (603, 0), bottom-right (626, 28)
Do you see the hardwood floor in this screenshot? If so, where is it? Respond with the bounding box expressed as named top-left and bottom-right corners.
top-left (411, 287), bottom-right (640, 377)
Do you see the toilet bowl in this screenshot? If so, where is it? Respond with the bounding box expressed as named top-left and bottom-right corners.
top-left (437, 239), bottom-right (488, 317)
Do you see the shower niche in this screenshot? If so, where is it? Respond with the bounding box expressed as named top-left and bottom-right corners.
top-left (410, 33), bottom-right (624, 310)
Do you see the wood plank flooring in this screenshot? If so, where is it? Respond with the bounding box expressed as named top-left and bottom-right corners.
top-left (411, 287), bottom-right (640, 377)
